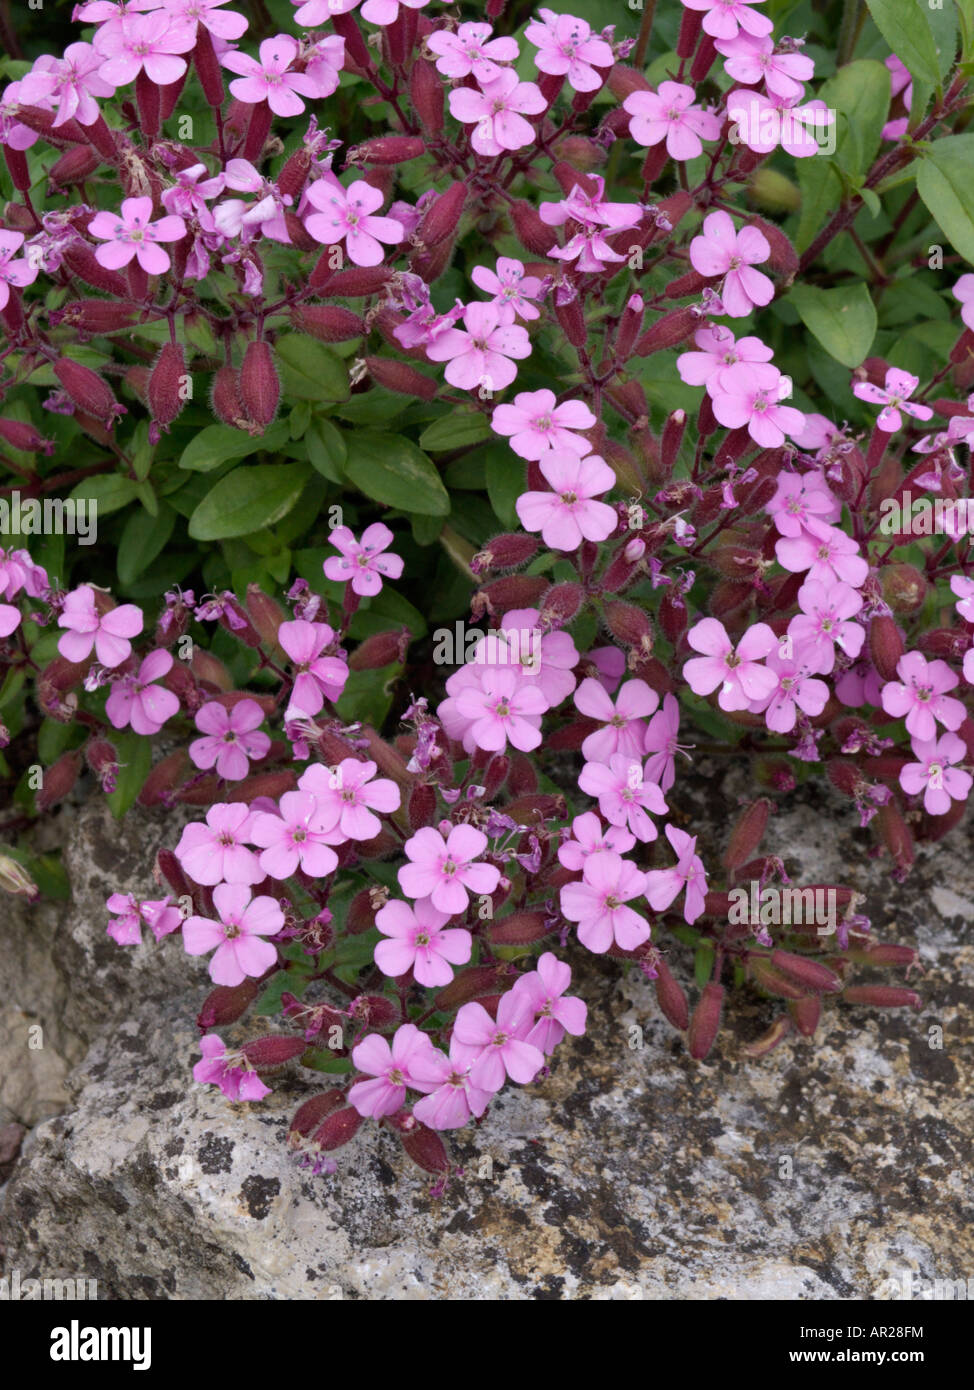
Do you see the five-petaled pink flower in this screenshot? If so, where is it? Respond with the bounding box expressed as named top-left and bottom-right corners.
top-left (183, 883), bottom-right (283, 986)
top-left (249, 790), bottom-right (340, 880)
top-left (220, 34), bottom-right (318, 116)
top-left (398, 824), bottom-right (500, 915)
top-left (105, 648), bottom-right (179, 735)
top-left (491, 390), bottom-right (595, 460)
top-left (374, 898), bottom-right (472, 987)
top-left (852, 368), bottom-right (934, 433)
top-left (643, 693), bottom-right (687, 794)
top-left (515, 451), bottom-right (617, 551)
top-left (683, 617), bottom-right (778, 711)
top-left (680, 0), bottom-right (773, 42)
top-left (712, 362), bottom-right (806, 447)
top-left (775, 523), bottom-right (869, 588)
top-left (573, 676), bottom-right (659, 763)
top-left (787, 578), bottom-right (864, 674)
top-left (19, 42), bottom-right (116, 126)
top-left (0, 230), bottom-right (38, 310)
top-left (717, 33), bottom-right (814, 100)
top-left (525, 8), bottom-right (614, 93)
top-left (348, 1024), bottom-right (438, 1118)
top-left (644, 824), bottom-right (709, 925)
top-left (410, 1041), bottom-right (493, 1130)
top-left (303, 174), bottom-right (405, 267)
top-left (900, 733), bottom-right (972, 815)
top-left (323, 522), bottom-right (404, 597)
top-left (57, 584), bottom-right (143, 668)
top-left (175, 802), bottom-right (262, 887)
top-left (88, 196), bottom-right (186, 275)
top-left (578, 755), bottom-right (668, 842)
top-left (448, 69), bottom-right (546, 156)
top-left (560, 850), bottom-right (649, 954)
top-left (510, 952), bottom-right (587, 1054)
top-left (558, 811), bottom-right (635, 871)
top-left (689, 210), bottom-right (774, 317)
top-left (624, 81), bottom-right (721, 160)
top-left (471, 257), bottom-right (543, 324)
top-left (298, 757), bottom-right (401, 842)
top-left (278, 619), bottom-right (348, 719)
top-left (454, 666), bottom-right (548, 753)
top-left (452, 993), bottom-right (544, 1092)
top-left (749, 645), bottom-right (829, 733)
top-left (94, 11), bottom-right (196, 86)
top-left (427, 22), bottom-right (519, 85)
top-left (426, 301), bottom-right (531, 392)
top-left (193, 1034), bottom-right (271, 1101)
top-left (880, 652), bottom-right (966, 742)
top-left (190, 699), bottom-right (270, 780)
top-left (677, 325), bottom-right (774, 395)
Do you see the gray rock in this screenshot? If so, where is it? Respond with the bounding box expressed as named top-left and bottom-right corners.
top-left (1, 780), bottom-right (972, 1299)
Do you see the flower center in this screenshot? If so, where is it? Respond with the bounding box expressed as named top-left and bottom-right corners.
top-left (560, 491), bottom-right (578, 505)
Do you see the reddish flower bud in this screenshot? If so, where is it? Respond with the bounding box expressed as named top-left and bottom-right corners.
top-left (364, 355), bottom-right (437, 400)
top-left (843, 985), bottom-right (922, 1010)
top-left (310, 261), bottom-right (393, 296)
top-left (350, 135), bottom-right (426, 166)
top-left (210, 365), bottom-right (251, 431)
top-left (604, 600), bottom-right (653, 656)
top-left (197, 979), bottom-right (258, 1031)
top-left (407, 782), bottom-right (436, 831)
top-left (289, 1089), bottom-right (345, 1139)
top-left (771, 950), bottom-right (842, 995)
top-left (472, 575), bottom-right (548, 618)
top-left (654, 955), bottom-right (689, 1031)
top-left (400, 1120), bottom-right (451, 1175)
top-left (743, 1015), bottom-right (793, 1057)
top-left (722, 798), bottom-right (771, 873)
top-left (634, 306), bottom-right (697, 356)
top-left (881, 563), bottom-right (926, 614)
top-left (665, 269), bottom-right (710, 300)
top-left (490, 911), bottom-right (550, 945)
top-left (135, 750), bottom-right (190, 808)
top-left (688, 982), bottom-right (724, 1060)
top-left (661, 409), bottom-right (687, 473)
top-left (415, 182), bottom-right (466, 252)
top-left (239, 340), bottom-right (280, 429)
top-left (554, 292), bottom-right (587, 348)
top-left (916, 628), bottom-right (970, 661)
top-left (245, 584), bottom-right (286, 649)
top-left (409, 58), bottom-right (444, 132)
top-left (827, 758), bottom-right (859, 795)
top-left (85, 737), bottom-right (119, 793)
top-left (876, 801), bottom-right (914, 875)
top-left (869, 614), bottom-right (904, 682)
top-left (54, 357), bottom-right (125, 427)
top-left (289, 303), bottom-right (366, 343)
top-left (0, 418), bottom-right (55, 454)
top-left (349, 628), bottom-right (411, 670)
top-left (471, 533), bottom-right (539, 576)
top-left (147, 341), bottom-right (187, 430)
top-left (240, 1036), bottom-right (308, 1068)
top-left (788, 995), bottom-right (822, 1037)
top-left (310, 1104), bottom-right (362, 1151)
top-left (56, 298), bottom-right (142, 336)
top-left (607, 63), bottom-right (651, 100)
top-left (539, 581), bottom-right (585, 628)
top-left (614, 294), bottom-right (645, 360)
top-left (434, 965), bottom-right (512, 1012)
top-left (48, 145), bottom-right (101, 188)
top-left (510, 199), bottom-right (558, 255)
top-left (749, 957), bottom-right (806, 1000)
top-left (190, 647), bottom-right (232, 691)
top-left (36, 749), bottom-right (82, 812)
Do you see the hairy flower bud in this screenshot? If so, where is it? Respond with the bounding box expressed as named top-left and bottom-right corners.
top-left (510, 199), bottom-right (557, 255)
top-left (350, 136), bottom-right (427, 166)
top-left (197, 979), bottom-right (259, 1031)
top-left (654, 955), bottom-right (689, 1031)
top-left (36, 749), bottom-right (82, 812)
top-left (723, 799), bottom-right (771, 873)
top-left (416, 181), bottom-right (466, 249)
top-left (364, 355), bottom-right (437, 400)
top-left (312, 1106), bottom-right (363, 1152)
top-left (0, 418), bottom-right (55, 454)
top-left (239, 340), bottom-right (280, 429)
top-left (401, 1121), bottom-right (451, 1175)
top-left (289, 304), bottom-right (365, 343)
top-left (688, 982), bottom-right (723, 1060)
top-left (843, 985), bottom-right (922, 1009)
top-left (54, 357), bottom-right (125, 427)
top-left (771, 950), bottom-right (842, 995)
top-left (245, 584), bottom-right (286, 650)
top-left (634, 306), bottom-right (697, 356)
top-left (876, 801), bottom-right (914, 875)
top-left (881, 563), bottom-right (926, 614)
top-left (604, 600), bottom-right (653, 657)
top-left (868, 615), bottom-right (904, 682)
top-left (539, 581), bottom-right (585, 629)
top-left (409, 58), bottom-right (444, 133)
top-left (289, 1089), bottom-right (345, 1139)
top-left (147, 342), bottom-right (187, 431)
top-left (349, 628), bottom-right (411, 670)
top-left (48, 145), bottom-right (101, 188)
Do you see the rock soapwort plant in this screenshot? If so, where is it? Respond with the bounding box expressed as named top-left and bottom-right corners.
top-left (2, 0), bottom-right (974, 1184)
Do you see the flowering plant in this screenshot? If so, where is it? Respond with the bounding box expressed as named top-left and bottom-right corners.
top-left (2, 0), bottom-right (973, 1184)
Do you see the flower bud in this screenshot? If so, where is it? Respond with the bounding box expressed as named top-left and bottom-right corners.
top-left (482, 754), bottom-right (509, 798)
top-left (472, 575), bottom-right (548, 619)
top-left (364, 355), bottom-right (438, 400)
top-left (54, 357), bottom-right (125, 427)
top-left (435, 965), bottom-right (512, 1012)
top-left (842, 985), bottom-right (922, 1009)
top-left (310, 261), bottom-right (392, 296)
top-left (239, 340), bottom-right (279, 429)
top-left (687, 982), bottom-right (723, 1060)
top-left (289, 1089), bottom-right (345, 1139)
top-left (771, 950), bottom-right (842, 995)
top-left (0, 418), bottom-right (55, 454)
top-left (401, 1121), bottom-right (451, 1175)
top-left (868, 614), bottom-right (904, 682)
top-left (615, 294), bottom-right (644, 360)
top-left (0, 854), bottom-right (39, 900)
top-left (607, 63), bottom-right (651, 100)
top-left (55, 299), bottom-right (142, 337)
top-left (722, 798), bottom-right (771, 873)
top-left (406, 782), bottom-right (436, 832)
top-left (191, 647), bottom-right (232, 691)
top-left (289, 304), bottom-right (365, 343)
top-left (36, 749), bottom-right (82, 812)
top-left (490, 911), bottom-right (550, 945)
top-left (410, 58), bottom-right (444, 133)
top-left (210, 365), bottom-right (250, 431)
top-left (747, 166), bottom-right (801, 213)
top-left (350, 136), bottom-right (427, 166)
top-left (245, 583), bottom-right (286, 650)
top-left (147, 341), bottom-right (187, 431)
top-left (788, 995), bottom-right (821, 1037)
top-left (654, 955), bottom-right (689, 1031)
top-left (349, 628), bottom-right (411, 670)
top-left (554, 292), bottom-right (587, 348)
top-left (197, 979), bottom-right (259, 1030)
top-left (511, 199), bottom-right (558, 255)
top-left (312, 1106), bottom-right (363, 1152)
top-left (634, 306), bottom-right (697, 356)
top-left (48, 145), bottom-right (101, 188)
top-left (539, 581), bottom-right (585, 628)
top-left (604, 600), bottom-right (653, 656)
top-left (749, 957), bottom-right (807, 1000)
top-left (747, 215), bottom-right (798, 279)
top-left (876, 801), bottom-right (914, 875)
top-left (138, 750), bottom-right (192, 807)
top-left (240, 1036), bottom-right (308, 1069)
top-left (665, 269), bottom-right (710, 300)
top-left (62, 243), bottom-right (129, 298)
top-left (85, 736), bottom-right (119, 793)
top-left (881, 563), bottom-right (926, 614)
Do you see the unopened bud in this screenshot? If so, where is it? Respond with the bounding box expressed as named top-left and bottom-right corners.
top-left (409, 58), bottom-right (444, 133)
top-left (239, 340), bottom-right (280, 429)
top-left (349, 627), bottom-right (411, 670)
top-left (510, 199), bottom-right (558, 255)
top-left (36, 749), bottom-right (82, 811)
top-left (54, 357), bottom-right (125, 428)
top-left (771, 950), bottom-right (842, 995)
top-left (148, 341), bottom-right (187, 430)
top-left (634, 306), bottom-right (697, 356)
top-left (843, 985), bottom-right (921, 1009)
top-left (245, 584), bottom-right (286, 650)
top-left (401, 1120), bottom-right (451, 1174)
top-left (788, 995), bottom-right (821, 1037)
top-left (869, 615), bottom-right (904, 682)
top-left (539, 581), bottom-right (585, 628)
top-left (687, 982), bottom-right (724, 1060)
top-left (0, 418), bottom-right (55, 454)
top-left (654, 956), bottom-right (689, 1031)
top-left (312, 1106), bottom-right (363, 1151)
top-left (0, 853), bottom-right (39, 900)
top-left (490, 911), bottom-right (550, 945)
top-left (722, 798), bottom-right (771, 873)
top-left (289, 304), bottom-right (365, 343)
top-left (197, 979), bottom-right (259, 1030)
top-left (364, 355), bottom-right (437, 400)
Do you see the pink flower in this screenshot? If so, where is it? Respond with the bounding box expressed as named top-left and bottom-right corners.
top-left (624, 81), bottom-right (721, 160)
top-left (900, 733), bottom-right (972, 815)
top-left (880, 652), bottom-right (965, 742)
top-left (249, 791), bottom-right (340, 879)
top-left (852, 369), bottom-right (933, 433)
top-left (766, 467), bottom-right (840, 539)
top-left (360, 0), bottom-right (430, 22)
top-left (175, 802), bottom-right (263, 886)
top-left (410, 1042), bottom-right (493, 1130)
top-left (348, 1024), bottom-right (438, 1118)
top-left (291, 0), bottom-right (360, 23)
top-left (454, 666), bottom-right (548, 752)
top-left (525, 8), bottom-right (613, 93)
top-left (448, 69), bottom-right (546, 156)
top-left (94, 11), bottom-right (196, 86)
top-left (491, 389), bottom-right (595, 460)
top-left (560, 850), bottom-right (649, 953)
top-left (540, 175), bottom-right (642, 232)
top-left (510, 952), bottom-right (587, 1053)
top-left (643, 692), bottom-right (686, 793)
top-left (452, 992), bottom-right (544, 1091)
top-left (952, 275), bottom-right (974, 334)
top-left (717, 32), bottom-right (814, 99)
top-left (966, 647), bottom-right (974, 687)
top-left (836, 658), bottom-right (884, 709)
top-left (577, 754), bottom-right (668, 842)
top-left (106, 892), bottom-right (181, 946)
top-left (278, 619), bottom-right (348, 718)
top-left (558, 811), bottom-right (635, 871)
top-left (189, 699), bottom-right (270, 780)
top-left (303, 174), bottom-right (405, 267)
top-left (774, 523), bottom-right (869, 588)
top-left (749, 645), bottom-right (829, 733)
top-left (220, 35), bottom-right (318, 116)
top-left (787, 578), bottom-right (864, 674)
top-left (471, 257), bottom-right (543, 324)
top-left (298, 758), bottom-right (400, 841)
top-left (398, 823), bottom-right (500, 914)
top-left (322, 522), bottom-right (404, 597)
top-left (498, 606), bottom-right (579, 706)
top-left (0, 604), bottom-right (21, 639)
top-left (193, 1034), bottom-right (271, 1101)
top-left (57, 585), bottom-right (143, 668)
top-left (644, 824), bottom-right (708, 924)
top-left (374, 898), bottom-right (472, 987)
top-left (304, 35), bottom-right (345, 98)
top-left (0, 230), bottom-right (38, 309)
top-left (950, 574), bottom-right (974, 624)
top-left (162, 0), bottom-right (249, 41)
top-left (726, 89), bottom-right (832, 158)
top-left (677, 325), bottom-right (774, 394)
top-left (683, 616), bottom-right (777, 711)
top-left (183, 882), bottom-right (283, 985)
top-left (689, 211), bottom-right (774, 317)
top-left (427, 22), bottom-right (519, 84)
top-left (425, 301), bottom-right (531, 392)
top-left (105, 648), bottom-right (179, 734)
top-left (573, 676), bottom-right (659, 762)
top-left (515, 451), bottom-right (617, 551)
top-left (88, 196), bottom-right (186, 275)
top-left (881, 55), bottom-right (912, 141)
top-left (680, 0), bottom-right (773, 41)
top-left (20, 43), bottom-right (116, 126)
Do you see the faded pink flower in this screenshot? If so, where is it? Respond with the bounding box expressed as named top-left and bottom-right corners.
top-left (323, 522), bottom-right (404, 597)
top-left (183, 883), bottom-right (283, 985)
top-left (193, 1034), bottom-right (271, 1101)
top-left (374, 898), bottom-right (472, 987)
top-left (189, 699), bottom-right (270, 780)
top-left (491, 389), bottom-right (595, 460)
top-left (644, 824), bottom-right (708, 924)
top-left (560, 850), bottom-right (649, 953)
top-left (515, 451), bottom-right (617, 550)
top-left (425, 301), bottom-right (531, 392)
top-left (853, 368), bottom-right (934, 433)
top-left (106, 892), bottom-right (181, 946)
top-left (105, 648), bottom-right (179, 734)
top-left (19, 42), bottom-right (116, 126)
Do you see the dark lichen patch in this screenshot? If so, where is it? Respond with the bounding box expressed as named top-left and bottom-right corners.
top-left (198, 1133), bottom-right (235, 1175)
top-left (240, 1174), bottom-right (280, 1220)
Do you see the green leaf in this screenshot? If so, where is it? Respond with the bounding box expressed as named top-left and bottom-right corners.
top-left (419, 411), bottom-right (492, 451)
top-left (817, 60), bottom-right (890, 180)
top-left (106, 730), bottom-right (153, 820)
top-left (188, 462), bottom-right (311, 540)
top-left (178, 420), bottom-right (290, 472)
top-left (117, 503), bottom-right (175, 586)
top-left (305, 417), bottom-right (346, 483)
top-left (68, 473), bottom-right (139, 517)
top-left (273, 334), bottom-right (349, 402)
top-left (342, 430), bottom-right (449, 516)
top-left (795, 158), bottom-right (842, 253)
top-left (485, 444), bottom-right (525, 528)
top-left (917, 135), bottom-right (974, 264)
top-left (788, 282), bottom-right (877, 368)
top-left (865, 0), bottom-right (942, 86)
